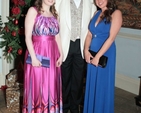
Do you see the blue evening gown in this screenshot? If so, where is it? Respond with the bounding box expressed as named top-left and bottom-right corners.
top-left (83, 10), bottom-right (116, 113)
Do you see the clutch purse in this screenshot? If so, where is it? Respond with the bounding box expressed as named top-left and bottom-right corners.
top-left (89, 50), bottom-right (108, 68)
top-left (26, 54), bottom-right (50, 68)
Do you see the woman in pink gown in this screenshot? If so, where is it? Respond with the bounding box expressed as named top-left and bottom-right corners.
top-left (22, 0), bottom-right (63, 112)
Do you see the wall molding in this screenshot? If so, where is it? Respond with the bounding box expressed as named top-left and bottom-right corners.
top-left (115, 73), bottom-right (140, 95)
top-left (117, 32), bottom-right (141, 41)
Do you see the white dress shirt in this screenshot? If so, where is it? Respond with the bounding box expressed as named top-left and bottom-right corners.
top-left (73, 0), bottom-right (81, 9)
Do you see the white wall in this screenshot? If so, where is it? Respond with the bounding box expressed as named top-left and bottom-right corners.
top-left (115, 28), bottom-right (141, 95)
top-left (0, 0), bottom-right (14, 86)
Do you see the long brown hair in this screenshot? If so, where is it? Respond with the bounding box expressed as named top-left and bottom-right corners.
top-left (34, 0), bottom-right (58, 18)
top-left (94, 0), bottom-right (118, 23)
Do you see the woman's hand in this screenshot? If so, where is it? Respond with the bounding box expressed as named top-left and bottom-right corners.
top-left (84, 49), bottom-right (93, 64)
top-left (90, 55), bottom-right (99, 67)
top-left (31, 57), bottom-right (42, 67)
top-left (56, 55), bottom-right (63, 67)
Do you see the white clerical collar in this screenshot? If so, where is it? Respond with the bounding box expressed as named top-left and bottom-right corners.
top-left (73, 0), bottom-right (81, 9)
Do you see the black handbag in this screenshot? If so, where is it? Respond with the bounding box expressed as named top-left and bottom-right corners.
top-left (89, 50), bottom-right (108, 68)
top-left (26, 54), bottom-right (50, 68)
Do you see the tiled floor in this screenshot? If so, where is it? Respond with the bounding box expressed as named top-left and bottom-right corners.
top-left (0, 87), bottom-right (141, 113)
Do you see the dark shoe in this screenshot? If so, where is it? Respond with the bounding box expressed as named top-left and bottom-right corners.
top-left (64, 109), bottom-right (69, 113)
top-left (70, 109), bottom-right (79, 113)
top-left (79, 105), bottom-right (83, 113)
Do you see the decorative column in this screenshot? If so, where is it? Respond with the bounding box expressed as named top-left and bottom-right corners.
top-left (0, 0), bottom-right (14, 86)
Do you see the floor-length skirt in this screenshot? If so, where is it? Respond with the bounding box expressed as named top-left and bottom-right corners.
top-left (23, 36), bottom-right (63, 113)
top-left (83, 42), bottom-right (116, 113)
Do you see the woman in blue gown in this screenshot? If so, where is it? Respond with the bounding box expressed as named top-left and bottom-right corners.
top-left (83, 0), bottom-right (122, 113)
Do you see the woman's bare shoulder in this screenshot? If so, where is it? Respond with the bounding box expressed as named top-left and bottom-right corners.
top-left (112, 10), bottom-right (122, 17)
top-left (27, 7), bottom-right (37, 15)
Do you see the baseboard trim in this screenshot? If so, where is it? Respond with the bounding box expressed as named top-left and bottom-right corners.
top-left (115, 73), bottom-right (140, 95)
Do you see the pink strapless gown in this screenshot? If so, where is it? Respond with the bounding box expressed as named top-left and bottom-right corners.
top-left (22, 13), bottom-right (62, 113)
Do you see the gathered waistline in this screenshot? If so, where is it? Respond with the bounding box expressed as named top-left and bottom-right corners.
top-left (32, 35), bottom-right (55, 42)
